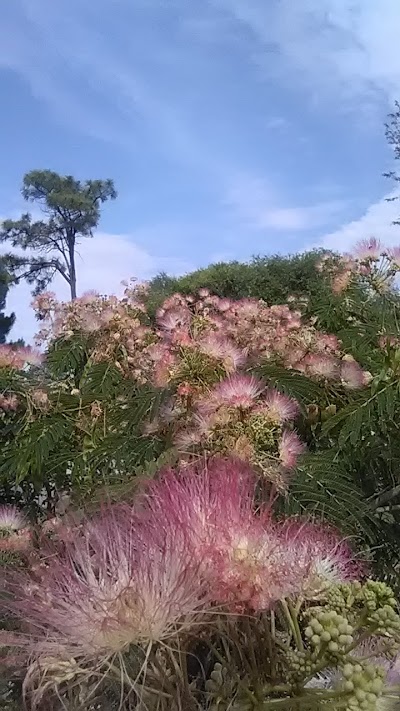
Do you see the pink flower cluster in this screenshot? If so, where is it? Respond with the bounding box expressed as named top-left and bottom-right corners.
top-left (0, 345), bottom-right (42, 370)
top-left (32, 286), bottom-right (368, 391)
top-left (153, 291), bottom-right (365, 387)
top-left (3, 459), bottom-right (360, 665)
top-left (318, 238), bottom-right (400, 296)
top-left (167, 373), bottom-right (305, 486)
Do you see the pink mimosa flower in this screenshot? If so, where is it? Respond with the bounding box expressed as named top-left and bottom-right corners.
top-left (263, 389), bottom-right (300, 424)
top-left (281, 519), bottom-right (361, 599)
top-left (202, 374), bottom-right (264, 411)
top-left (0, 505), bottom-right (27, 534)
top-left (278, 430), bottom-right (305, 469)
top-left (340, 359), bottom-right (368, 389)
top-left (353, 237), bottom-right (383, 261)
top-left (6, 505), bottom-right (211, 662)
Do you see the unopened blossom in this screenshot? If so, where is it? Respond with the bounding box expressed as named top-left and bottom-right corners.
top-left (307, 643), bottom-right (399, 702)
top-left (0, 394), bottom-right (18, 411)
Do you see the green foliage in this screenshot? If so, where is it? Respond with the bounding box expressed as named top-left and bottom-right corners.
top-left (255, 363), bottom-right (326, 404)
top-left (145, 250), bottom-right (333, 315)
top-left (0, 170), bottom-right (117, 299)
top-left (285, 450), bottom-right (375, 538)
top-left (384, 99), bottom-right (400, 223)
top-left (2, 244), bottom-right (400, 586)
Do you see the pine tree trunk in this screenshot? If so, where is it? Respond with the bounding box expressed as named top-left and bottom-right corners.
top-left (68, 241), bottom-right (77, 300)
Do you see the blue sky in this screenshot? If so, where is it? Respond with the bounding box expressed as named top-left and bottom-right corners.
top-left (2, 0), bottom-right (400, 341)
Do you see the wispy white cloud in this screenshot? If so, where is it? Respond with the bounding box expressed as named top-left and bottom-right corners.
top-left (3, 0), bottom-right (399, 295)
top-left (225, 174), bottom-right (346, 231)
top-left (0, 0), bottom-right (219, 171)
top-left (6, 232), bottom-right (192, 344)
top-left (216, 0), bottom-right (400, 110)
top-left (310, 191), bottom-right (400, 253)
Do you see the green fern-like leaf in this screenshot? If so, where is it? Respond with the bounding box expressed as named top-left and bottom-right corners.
top-left (79, 361), bottom-right (123, 400)
top-left (285, 451), bottom-right (375, 540)
top-left (0, 414), bottom-right (73, 487)
top-left (46, 335), bottom-right (87, 378)
top-left (254, 364), bottom-right (324, 404)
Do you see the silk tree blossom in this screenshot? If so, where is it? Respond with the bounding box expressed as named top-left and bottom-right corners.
top-left (0, 345), bottom-right (42, 370)
top-left (197, 334), bottom-right (247, 373)
top-left (31, 285), bottom-right (367, 391)
top-left (0, 505), bottom-right (27, 534)
top-left (0, 394), bottom-right (18, 411)
top-left (173, 422), bottom-right (207, 451)
top-left (215, 297), bottom-right (232, 313)
top-left (157, 307), bottom-right (191, 333)
top-left (278, 431), bottom-right (305, 470)
top-left (6, 507), bottom-right (212, 664)
top-left (353, 237), bottom-right (383, 261)
top-left (379, 334), bottom-right (400, 351)
top-left (281, 520), bottom-right (361, 599)
top-left (140, 458), bottom-right (258, 549)
top-left (0, 528), bottom-right (32, 554)
top-left (140, 458), bottom-right (301, 611)
top-left (299, 353), bottom-right (339, 380)
top-left (388, 246), bottom-right (400, 269)
top-left (332, 269), bottom-right (353, 294)
top-left (30, 389), bottom-right (50, 410)
top-left (140, 459), bottom-right (363, 611)
top-left (262, 389), bottom-right (300, 424)
top-left (210, 525), bottom-right (299, 611)
top-left (200, 374), bottom-right (265, 412)
top-left (0, 506), bottom-right (31, 556)
top-left (233, 298), bottom-right (261, 319)
top-left (340, 358), bottom-right (371, 389)
top-left (172, 378), bottom-right (305, 482)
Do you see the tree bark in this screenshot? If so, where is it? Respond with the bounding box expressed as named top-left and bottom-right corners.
top-left (68, 236), bottom-right (77, 300)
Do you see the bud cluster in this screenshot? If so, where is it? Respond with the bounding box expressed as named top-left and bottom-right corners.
top-left (304, 610), bottom-right (354, 656)
top-left (340, 661), bottom-right (386, 710)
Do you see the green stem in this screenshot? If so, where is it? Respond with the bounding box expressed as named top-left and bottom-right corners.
top-left (257, 689), bottom-right (349, 710)
top-left (244, 615), bottom-right (259, 675)
top-left (288, 600), bottom-right (304, 651)
top-left (281, 600), bottom-right (303, 651)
